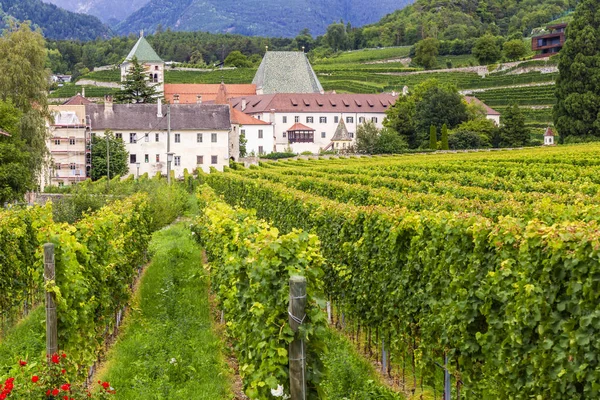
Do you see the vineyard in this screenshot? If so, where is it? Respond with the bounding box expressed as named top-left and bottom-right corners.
top-left (195, 144), bottom-right (600, 399)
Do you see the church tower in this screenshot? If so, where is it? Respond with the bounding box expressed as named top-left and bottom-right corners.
top-left (120, 32), bottom-right (165, 95)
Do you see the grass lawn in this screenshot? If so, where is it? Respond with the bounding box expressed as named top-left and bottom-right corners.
top-left (0, 307), bottom-right (45, 371)
top-left (97, 223), bottom-right (233, 399)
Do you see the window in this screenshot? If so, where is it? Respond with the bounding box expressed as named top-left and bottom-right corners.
top-left (258, 130), bottom-right (263, 139)
top-left (54, 139), bottom-right (60, 146)
top-left (240, 129), bottom-right (246, 137)
top-left (306, 116), bottom-right (314, 123)
top-left (174, 133), bottom-right (181, 143)
top-left (282, 116), bottom-right (287, 123)
top-left (156, 154), bottom-right (160, 162)
top-left (145, 133), bottom-right (149, 142)
top-left (155, 65), bottom-right (159, 71)
top-left (55, 163), bottom-right (61, 170)
top-left (173, 94), bottom-right (180, 103)
top-left (211, 155), bottom-right (218, 164)
top-left (116, 133), bottom-right (123, 140)
top-left (320, 116), bottom-right (327, 123)
top-left (349, 132), bottom-right (354, 139)
top-left (211, 133), bottom-right (217, 143)
top-left (197, 155), bottom-right (204, 165)
top-left (283, 131), bottom-right (287, 138)
top-left (130, 154), bottom-right (137, 163)
top-left (69, 138), bottom-right (76, 145)
top-left (70, 163), bottom-right (76, 170)
top-left (346, 116), bottom-right (354, 123)
top-left (258, 146), bottom-right (264, 154)
top-left (197, 133), bottom-right (203, 143)
top-left (58, 181), bottom-right (64, 187)
top-left (144, 154), bottom-right (149, 163)
top-left (129, 133), bottom-right (137, 143)
top-left (359, 117), bottom-right (365, 123)
top-left (334, 116), bottom-right (339, 123)
top-left (155, 133), bottom-right (159, 142)
top-left (321, 132), bottom-right (326, 138)
top-left (294, 116), bottom-right (299, 123)
top-left (371, 117), bottom-right (378, 123)
top-left (174, 156), bottom-right (181, 166)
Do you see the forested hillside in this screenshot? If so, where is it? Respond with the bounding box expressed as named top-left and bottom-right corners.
top-left (0, 0), bottom-right (111, 40)
top-left (356, 0), bottom-right (573, 47)
top-left (114, 0), bottom-right (412, 37)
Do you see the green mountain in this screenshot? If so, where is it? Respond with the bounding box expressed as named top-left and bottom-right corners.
top-left (364, 0), bottom-right (572, 45)
top-left (114, 0), bottom-right (413, 38)
top-left (0, 0), bottom-right (111, 40)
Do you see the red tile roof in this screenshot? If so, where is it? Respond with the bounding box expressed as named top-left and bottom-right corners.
top-left (287, 123), bottom-right (315, 131)
top-left (464, 96), bottom-right (500, 116)
top-left (164, 84), bottom-right (256, 104)
top-left (231, 93), bottom-right (398, 114)
top-left (63, 94), bottom-right (93, 106)
top-left (231, 108), bottom-right (270, 125)
top-left (544, 127), bottom-right (555, 137)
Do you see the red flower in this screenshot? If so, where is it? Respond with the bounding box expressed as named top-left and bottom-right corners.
top-left (61, 383), bottom-right (71, 391)
top-left (61, 369), bottom-right (66, 374)
top-left (102, 381), bottom-right (110, 389)
top-left (63, 396), bottom-right (68, 400)
top-left (0, 393), bottom-right (6, 400)
top-left (61, 353), bottom-right (67, 359)
top-left (46, 389), bottom-right (51, 396)
top-left (51, 354), bottom-right (60, 364)
top-left (52, 388), bottom-right (59, 396)
top-left (19, 360), bottom-right (27, 366)
top-left (31, 375), bottom-right (39, 383)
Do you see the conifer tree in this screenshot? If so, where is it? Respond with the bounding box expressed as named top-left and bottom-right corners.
top-left (554, 0), bottom-right (600, 140)
top-left (429, 125), bottom-right (437, 149)
top-left (441, 123), bottom-right (449, 150)
top-left (116, 56), bottom-right (161, 104)
top-left (501, 104), bottom-right (530, 147)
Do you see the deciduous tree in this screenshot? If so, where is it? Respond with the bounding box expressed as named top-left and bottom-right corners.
top-left (413, 38), bottom-right (439, 69)
top-left (472, 34), bottom-right (501, 65)
top-left (91, 130), bottom-right (129, 181)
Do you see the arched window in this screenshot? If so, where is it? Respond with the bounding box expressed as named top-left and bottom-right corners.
top-left (154, 73), bottom-right (158, 82)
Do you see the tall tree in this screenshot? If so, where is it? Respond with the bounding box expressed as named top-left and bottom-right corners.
top-left (503, 39), bottom-right (528, 60)
top-left (472, 34), bottom-right (501, 65)
top-left (91, 130), bottom-right (129, 181)
top-left (325, 23), bottom-right (348, 52)
top-left (413, 38), bottom-right (439, 69)
top-left (441, 123), bottom-right (449, 150)
top-left (0, 100), bottom-right (31, 203)
top-left (384, 95), bottom-right (417, 147)
top-left (430, 125), bottom-right (437, 149)
top-left (500, 104), bottom-right (530, 147)
top-left (0, 23), bottom-right (49, 197)
top-left (116, 56), bottom-right (161, 104)
top-left (416, 85), bottom-right (468, 133)
top-left (355, 121), bottom-right (379, 154)
top-left (554, 0), bottom-right (600, 140)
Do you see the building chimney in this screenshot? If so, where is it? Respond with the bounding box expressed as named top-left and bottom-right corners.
top-left (241, 98), bottom-right (247, 111)
top-left (104, 95), bottom-right (113, 112)
top-left (197, 95), bottom-right (202, 104)
top-left (157, 97), bottom-right (163, 118)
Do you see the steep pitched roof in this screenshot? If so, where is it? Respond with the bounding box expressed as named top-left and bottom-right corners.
top-left (63, 94), bottom-right (93, 106)
top-left (230, 108), bottom-right (270, 125)
top-left (544, 127), bottom-right (555, 137)
top-left (164, 84), bottom-right (256, 104)
top-left (286, 123), bottom-right (315, 131)
top-left (253, 52), bottom-right (323, 94)
top-left (125, 36), bottom-right (163, 63)
top-left (331, 119), bottom-right (352, 141)
top-left (231, 93), bottom-right (398, 114)
top-left (464, 96), bottom-right (500, 116)
top-left (86, 104), bottom-right (230, 131)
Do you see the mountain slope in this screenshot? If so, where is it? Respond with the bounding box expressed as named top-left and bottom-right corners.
top-left (41, 0), bottom-right (149, 24)
top-left (114, 0), bottom-right (414, 37)
top-left (0, 0), bottom-right (111, 40)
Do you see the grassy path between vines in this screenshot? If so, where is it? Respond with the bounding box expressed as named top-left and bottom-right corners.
top-left (97, 223), bottom-right (234, 399)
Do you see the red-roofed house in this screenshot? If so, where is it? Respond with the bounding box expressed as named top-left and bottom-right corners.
top-left (544, 127), bottom-right (555, 146)
top-left (464, 96), bottom-right (501, 125)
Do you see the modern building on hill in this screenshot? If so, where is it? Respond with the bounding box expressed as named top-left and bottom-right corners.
top-left (253, 51), bottom-right (324, 95)
top-left (532, 23), bottom-right (567, 59)
top-left (231, 93), bottom-right (398, 153)
top-left (43, 105), bottom-right (90, 188)
top-left (87, 97), bottom-right (232, 177)
top-left (120, 33), bottom-right (165, 95)
top-left (464, 96), bottom-right (501, 125)
top-left (164, 83), bottom-right (257, 104)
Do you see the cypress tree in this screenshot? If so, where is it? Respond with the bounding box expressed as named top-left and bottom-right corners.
top-left (441, 123), bottom-right (449, 150)
top-left (429, 125), bottom-right (437, 149)
top-left (554, 0), bottom-right (600, 140)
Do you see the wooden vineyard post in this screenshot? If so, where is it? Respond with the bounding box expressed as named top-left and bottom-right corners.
top-left (44, 243), bottom-right (58, 358)
top-left (289, 276), bottom-right (307, 400)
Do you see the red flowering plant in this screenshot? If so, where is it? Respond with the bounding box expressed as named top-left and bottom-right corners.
top-left (0, 352), bottom-right (115, 399)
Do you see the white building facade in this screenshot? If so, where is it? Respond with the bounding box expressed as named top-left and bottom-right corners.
top-left (230, 109), bottom-right (274, 156)
top-left (231, 93), bottom-right (398, 153)
top-left (87, 99), bottom-right (232, 177)
top-left (120, 34), bottom-right (165, 96)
